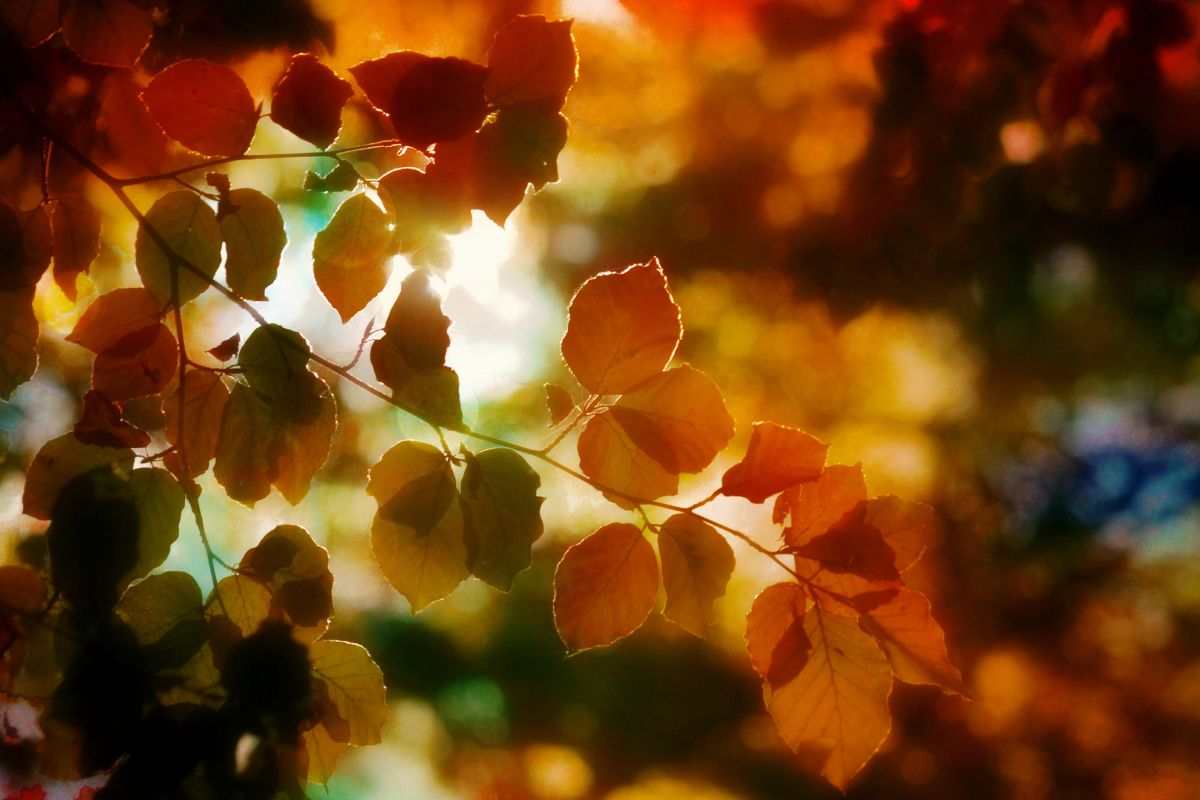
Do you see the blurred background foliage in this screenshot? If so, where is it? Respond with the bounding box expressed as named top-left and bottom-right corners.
top-left (4, 0), bottom-right (1200, 797)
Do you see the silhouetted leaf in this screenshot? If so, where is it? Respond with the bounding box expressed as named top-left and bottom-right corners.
top-left (658, 513), bottom-right (734, 637)
top-left (270, 53), bottom-right (354, 149)
top-left (485, 15), bottom-right (577, 111)
top-left (143, 60), bottom-right (258, 157)
top-left (0, 288), bottom-right (37, 400)
top-left (544, 383), bottom-right (575, 426)
top-left (50, 195), bottom-right (102, 300)
top-left (721, 422), bottom-right (828, 503)
top-left (220, 188), bottom-right (287, 301)
top-left (237, 324), bottom-right (312, 407)
top-left (75, 390), bottom-right (151, 449)
top-left (207, 334), bottom-right (240, 362)
top-left (0, 203), bottom-right (51, 291)
top-left (0, 0), bottom-right (60, 47)
top-left (61, 0), bottom-right (152, 67)
top-left (460, 448), bottom-right (545, 590)
top-left (367, 440), bottom-right (466, 611)
top-left (553, 523), bottom-right (659, 651)
top-left (303, 160), bottom-right (361, 193)
top-left (313, 193), bottom-right (392, 321)
top-left (135, 191), bottom-right (222, 307)
top-left (746, 583), bottom-right (812, 688)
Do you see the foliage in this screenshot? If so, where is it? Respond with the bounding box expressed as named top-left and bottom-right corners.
top-left (0, 4), bottom-right (967, 797)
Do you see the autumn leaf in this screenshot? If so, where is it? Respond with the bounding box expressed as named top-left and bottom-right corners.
top-left (721, 422), bottom-right (827, 504)
top-left (578, 365), bottom-right (734, 507)
top-left (854, 587), bottom-right (963, 693)
top-left (22, 433), bottom-right (134, 520)
top-left (485, 15), bottom-right (578, 111)
top-left (0, 0), bottom-right (60, 48)
top-left (118, 571), bottom-right (205, 648)
top-left (74, 390), bottom-right (151, 449)
top-left (98, 72), bottom-right (173, 177)
top-left (544, 383), bottom-right (575, 426)
top-left (0, 289), bottom-right (38, 400)
top-left (367, 440), bottom-right (467, 611)
top-left (208, 334), bottom-right (240, 362)
top-left (309, 640), bottom-right (388, 745)
top-left (124, 468), bottom-right (186, 587)
top-left (0, 203), bottom-right (51, 291)
top-left (775, 463), bottom-right (868, 548)
top-left (67, 288), bottom-right (163, 353)
top-left (658, 514), bottom-right (734, 637)
top-left (350, 52), bottom-right (488, 150)
top-left (748, 584), bottom-right (893, 791)
top-left (313, 193), bottom-right (393, 321)
top-left (460, 448), bottom-right (545, 591)
top-left (50, 195), bottom-right (102, 300)
top-left (553, 523), bottom-right (659, 651)
top-left (206, 575), bottom-right (273, 640)
top-left (303, 722), bottom-right (350, 784)
top-left (239, 524), bottom-right (334, 642)
top-left (220, 188), bottom-right (287, 301)
top-left (270, 53), bottom-right (354, 149)
top-left (142, 60), bottom-right (258, 157)
top-left (91, 324), bottom-right (178, 401)
top-left (135, 191), bottom-right (223, 307)
top-left (162, 370), bottom-right (230, 479)
top-left (560, 259), bottom-right (681, 395)
top-left (61, 0), bottom-right (152, 68)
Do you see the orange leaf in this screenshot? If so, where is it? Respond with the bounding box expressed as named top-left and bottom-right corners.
top-left (775, 463), bottom-right (867, 549)
top-left (721, 422), bottom-right (827, 504)
top-left (485, 15), bottom-right (578, 111)
top-left (61, 0), bottom-right (152, 67)
top-left (860, 495), bottom-right (936, 573)
top-left (143, 60), bottom-right (258, 157)
top-left (270, 53), bottom-right (354, 149)
top-left (758, 594), bottom-right (893, 791)
top-left (791, 506), bottom-right (900, 584)
top-left (163, 370), bottom-right (231, 479)
top-left (658, 514), bottom-right (734, 636)
top-left (577, 410), bottom-right (677, 508)
top-left (350, 52), bottom-right (487, 150)
top-left (74, 390), bottom-right (151, 449)
top-left (745, 583), bottom-right (811, 688)
top-left (854, 587), bottom-right (963, 693)
top-left (50, 195), bottom-right (102, 300)
top-left (553, 523), bottom-right (659, 651)
top-left (91, 324), bottom-right (178, 402)
top-left (67, 288), bottom-right (163, 354)
top-left (560, 258), bottom-right (681, 395)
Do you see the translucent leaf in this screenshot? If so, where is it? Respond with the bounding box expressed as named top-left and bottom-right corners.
top-left (485, 15), bottom-right (577, 110)
top-left (658, 514), bottom-right (734, 637)
top-left (0, 288), bottom-right (38, 400)
top-left (99, 72), bottom-right (172, 177)
top-left (220, 188), bottom-right (287, 301)
top-left (721, 422), bottom-right (828, 504)
top-left (206, 575), bottom-right (272, 639)
top-left (163, 370), bottom-right (231, 479)
top-left (313, 193), bottom-right (392, 321)
top-left (460, 448), bottom-right (545, 590)
top-left (118, 571), bottom-right (204, 647)
top-left (239, 524), bottom-right (334, 642)
top-left (560, 259), bottom-right (681, 395)
top-left (66, 288), bottom-right (163, 354)
top-left (237, 324), bottom-right (312, 407)
top-left (776, 464), bottom-right (868, 549)
top-left (750, 587), bottom-right (893, 791)
top-left (303, 722), bottom-right (349, 784)
top-left (745, 583), bottom-right (812, 688)
top-left (854, 587), bottom-right (963, 693)
top-left (50, 195), bottom-right (102, 300)
top-left (350, 52), bottom-right (487, 150)
top-left (367, 440), bottom-right (467, 611)
top-left (22, 433), bottom-right (134, 520)
top-left (91, 323), bottom-right (178, 401)
top-left (553, 523), bottom-right (659, 651)
top-left (74, 390), bottom-right (151, 449)
top-left (142, 60), bottom-right (258, 156)
top-left (125, 468), bottom-right (186, 586)
top-left (61, 0), bottom-right (152, 67)
top-left (0, 0), bottom-right (60, 47)
top-left (544, 383), bottom-right (574, 426)
top-left (270, 53), bottom-right (354, 149)
top-left (308, 640), bottom-right (388, 746)
top-left (135, 191), bottom-right (222, 307)
top-left (578, 365), bottom-right (734, 507)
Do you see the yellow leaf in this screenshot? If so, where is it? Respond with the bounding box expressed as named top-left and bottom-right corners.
top-left (303, 722), bottom-right (350, 784)
top-left (135, 191), bottom-right (222, 306)
top-left (22, 433), bottom-right (134, 520)
top-left (313, 193), bottom-right (392, 321)
top-left (309, 640), bottom-right (388, 746)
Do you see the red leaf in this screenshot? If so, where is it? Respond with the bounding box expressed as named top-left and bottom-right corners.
top-left (92, 323), bottom-right (178, 401)
top-left (61, 0), bottom-right (152, 67)
top-left (486, 15), bottom-right (578, 111)
top-left (270, 53), bottom-right (354, 149)
top-left (51, 195), bottom-right (102, 300)
top-left (74, 390), bottom-right (151, 449)
top-left (721, 421), bottom-right (828, 503)
top-left (143, 60), bottom-right (259, 157)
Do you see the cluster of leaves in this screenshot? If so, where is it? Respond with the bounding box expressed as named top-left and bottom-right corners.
top-left (0, 4), bottom-right (961, 794)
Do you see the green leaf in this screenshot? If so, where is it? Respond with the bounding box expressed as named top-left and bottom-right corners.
top-left (118, 571), bottom-right (204, 645)
top-left (124, 468), bottom-right (186, 586)
top-left (460, 448), bottom-right (545, 590)
top-left (237, 324), bottom-right (312, 406)
top-left (135, 191), bottom-right (222, 307)
top-left (312, 193), bottom-right (392, 321)
top-left (220, 188), bottom-right (287, 301)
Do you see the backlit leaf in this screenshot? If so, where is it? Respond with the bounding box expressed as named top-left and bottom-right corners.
top-left (303, 722), bottom-right (349, 784)
top-left (308, 640), bottom-right (388, 746)
top-left (485, 15), bottom-right (577, 110)
top-left (142, 60), bottom-right (258, 157)
top-left (220, 188), bottom-right (287, 301)
top-left (135, 191), bottom-right (222, 307)
top-left (313, 193), bottom-right (392, 321)
top-left (118, 571), bottom-right (204, 647)
top-left (74, 391), bottom-right (151, 449)
top-left (776, 464), bottom-right (868, 549)
top-left (22, 433), bottom-right (134, 520)
top-left (237, 324), bottom-right (312, 406)
top-left (560, 259), bottom-right (681, 395)
top-left (658, 514), bottom-right (734, 637)
top-left (61, 0), bottom-right (152, 67)
top-left (721, 422), bottom-right (827, 504)
top-left (544, 383), bottom-right (575, 426)
top-left (0, 203), bottom-right (51, 291)
top-left (208, 334), bottom-right (240, 362)
top-left (206, 575), bottom-right (272, 639)
top-left (859, 495), bottom-right (936, 573)
top-left (66, 288), bottom-right (163, 354)
top-left (854, 587), bottom-right (963, 693)
top-left (270, 53), bottom-right (354, 149)
top-left (50, 195), bottom-right (102, 300)
top-left (91, 323), bottom-right (178, 401)
top-left (745, 583), bottom-right (812, 688)
top-left (460, 448), bottom-right (545, 590)
top-left (350, 52), bottom-right (487, 150)
top-left (125, 468), bottom-right (186, 586)
top-left (754, 589), bottom-right (893, 791)
top-left (553, 523), bottom-right (659, 651)
top-left (0, 288), bottom-right (38, 400)
top-left (0, 0), bottom-right (60, 47)
top-left (239, 524), bottom-right (334, 642)
top-left (163, 370), bottom-right (231, 479)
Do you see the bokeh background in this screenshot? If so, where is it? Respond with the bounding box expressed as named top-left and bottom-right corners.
top-left (4, 0), bottom-right (1200, 797)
